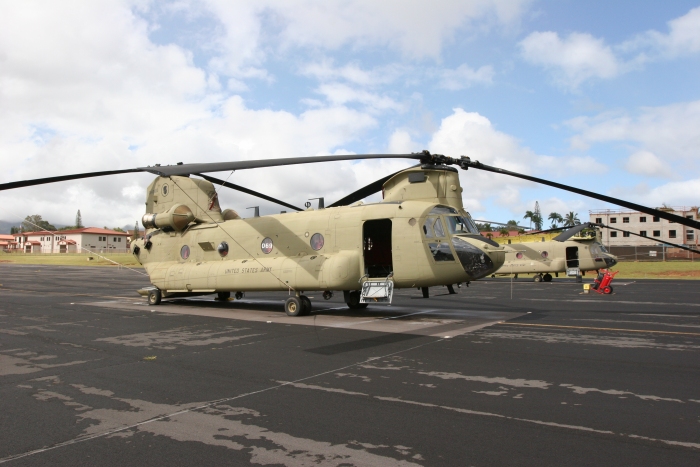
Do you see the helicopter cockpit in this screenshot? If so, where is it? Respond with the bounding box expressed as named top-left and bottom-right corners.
top-left (590, 242), bottom-right (617, 268)
top-left (423, 205), bottom-right (502, 279)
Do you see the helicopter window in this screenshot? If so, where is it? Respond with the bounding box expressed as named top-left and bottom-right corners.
top-left (444, 215), bottom-right (479, 235)
top-left (433, 218), bottom-right (445, 237)
top-left (218, 241), bottom-right (229, 257)
top-left (180, 245), bottom-right (190, 260)
top-left (428, 242), bottom-right (455, 262)
top-left (429, 206), bottom-right (458, 215)
top-left (423, 218), bottom-right (436, 237)
top-left (541, 251), bottom-right (548, 258)
top-left (516, 252), bottom-right (523, 259)
top-left (261, 237), bottom-right (273, 254)
top-left (310, 233), bottom-right (324, 251)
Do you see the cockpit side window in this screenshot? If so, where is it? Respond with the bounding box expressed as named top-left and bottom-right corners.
top-left (423, 217), bottom-right (436, 238)
top-left (433, 218), bottom-right (445, 237)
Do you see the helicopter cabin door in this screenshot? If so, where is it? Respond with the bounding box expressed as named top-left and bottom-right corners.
top-left (566, 246), bottom-right (579, 268)
top-left (363, 219), bottom-right (393, 277)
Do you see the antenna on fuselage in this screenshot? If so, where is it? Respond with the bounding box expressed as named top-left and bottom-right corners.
top-left (247, 206), bottom-right (260, 217)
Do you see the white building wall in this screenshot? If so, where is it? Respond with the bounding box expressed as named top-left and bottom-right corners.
top-left (589, 207), bottom-right (699, 247)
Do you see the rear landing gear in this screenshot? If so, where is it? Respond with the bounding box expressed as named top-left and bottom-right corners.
top-left (285, 294), bottom-right (312, 316)
top-left (533, 274), bottom-right (543, 282)
top-left (543, 273), bottom-right (552, 282)
top-left (147, 289), bottom-right (161, 305)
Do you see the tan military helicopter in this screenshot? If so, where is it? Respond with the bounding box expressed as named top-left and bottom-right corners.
top-left (4, 151), bottom-right (700, 315)
top-left (490, 225), bottom-right (617, 282)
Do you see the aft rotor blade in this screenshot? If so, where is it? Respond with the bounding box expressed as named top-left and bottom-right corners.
top-left (328, 171), bottom-right (402, 207)
top-left (461, 159), bottom-right (700, 230)
top-left (473, 220), bottom-right (530, 230)
top-left (599, 224), bottom-right (700, 255)
top-left (141, 154), bottom-right (421, 177)
top-left (196, 174), bottom-right (303, 212)
top-left (552, 223), bottom-right (594, 242)
top-left (0, 168), bottom-right (143, 191)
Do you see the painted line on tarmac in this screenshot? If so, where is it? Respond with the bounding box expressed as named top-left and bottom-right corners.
top-left (281, 381), bottom-right (700, 451)
top-left (0, 335), bottom-right (447, 464)
top-left (523, 298), bottom-right (700, 307)
top-left (497, 322), bottom-right (700, 337)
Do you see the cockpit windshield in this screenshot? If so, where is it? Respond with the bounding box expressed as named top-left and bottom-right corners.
top-left (428, 206), bottom-right (480, 235)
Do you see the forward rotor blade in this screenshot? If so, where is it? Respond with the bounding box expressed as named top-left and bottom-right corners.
top-left (328, 171), bottom-right (402, 207)
top-left (0, 168), bottom-right (143, 191)
top-left (141, 154), bottom-right (421, 177)
top-left (196, 174), bottom-right (303, 212)
top-left (598, 224), bottom-right (700, 255)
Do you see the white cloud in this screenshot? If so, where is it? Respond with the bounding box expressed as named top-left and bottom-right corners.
top-left (624, 151), bottom-right (676, 179)
top-left (566, 99), bottom-right (700, 162)
top-left (622, 6), bottom-right (700, 58)
top-left (436, 64), bottom-right (494, 90)
top-left (388, 130), bottom-right (420, 154)
top-left (315, 84), bottom-right (405, 113)
top-left (425, 108), bottom-right (592, 218)
top-left (635, 178), bottom-right (700, 207)
top-left (232, 0), bottom-right (533, 60)
top-left (519, 31), bottom-right (620, 89)
top-left (521, 7), bottom-right (700, 90)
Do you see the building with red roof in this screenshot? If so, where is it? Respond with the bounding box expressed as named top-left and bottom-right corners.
top-left (11, 228), bottom-right (130, 253)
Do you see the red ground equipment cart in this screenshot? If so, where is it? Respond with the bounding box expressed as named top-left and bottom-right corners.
top-left (590, 269), bottom-right (618, 294)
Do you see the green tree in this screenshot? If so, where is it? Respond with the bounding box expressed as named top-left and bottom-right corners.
top-left (22, 215), bottom-right (56, 232)
top-left (506, 220), bottom-right (519, 227)
top-left (75, 210), bottom-right (83, 228)
top-left (10, 226), bottom-right (20, 234)
top-left (548, 212), bottom-right (563, 229)
top-left (563, 211), bottom-right (581, 227)
top-left (523, 211), bottom-right (543, 230)
top-left (499, 227), bottom-right (510, 237)
top-left (132, 221), bottom-right (140, 240)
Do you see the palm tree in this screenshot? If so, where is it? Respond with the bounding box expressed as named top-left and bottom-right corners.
top-left (563, 211), bottom-right (580, 227)
top-left (523, 211), bottom-right (543, 230)
top-left (548, 212), bottom-right (563, 228)
top-left (499, 227), bottom-right (510, 237)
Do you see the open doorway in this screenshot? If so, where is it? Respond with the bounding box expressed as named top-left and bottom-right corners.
top-left (566, 246), bottom-right (579, 268)
top-left (363, 219), bottom-right (392, 277)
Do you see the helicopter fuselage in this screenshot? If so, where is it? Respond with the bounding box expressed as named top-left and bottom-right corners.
top-left (133, 199), bottom-right (505, 294)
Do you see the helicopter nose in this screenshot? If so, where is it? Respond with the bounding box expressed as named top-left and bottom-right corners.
top-left (451, 237), bottom-right (505, 280)
top-left (604, 254), bottom-right (617, 267)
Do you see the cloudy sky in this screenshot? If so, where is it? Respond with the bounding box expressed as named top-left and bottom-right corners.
top-left (1, 0), bottom-right (699, 229)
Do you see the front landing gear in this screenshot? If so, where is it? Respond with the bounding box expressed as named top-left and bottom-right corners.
top-left (285, 294), bottom-right (312, 316)
top-left (147, 289), bottom-right (161, 305)
top-left (344, 290), bottom-right (368, 310)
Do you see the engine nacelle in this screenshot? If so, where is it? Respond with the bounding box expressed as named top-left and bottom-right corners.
top-left (142, 203), bottom-right (195, 231)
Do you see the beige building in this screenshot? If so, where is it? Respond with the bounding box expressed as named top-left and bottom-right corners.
top-left (589, 206), bottom-right (698, 247)
top-left (11, 228), bottom-right (131, 253)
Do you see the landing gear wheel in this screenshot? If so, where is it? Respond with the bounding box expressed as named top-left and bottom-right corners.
top-left (345, 291), bottom-right (367, 309)
top-left (285, 297), bottom-right (303, 316)
top-left (300, 295), bottom-right (312, 316)
top-left (147, 289), bottom-right (161, 305)
top-left (216, 292), bottom-right (230, 301)
top-left (235, 292), bottom-right (244, 300)
top-left (603, 286), bottom-right (613, 294)
top-left (576, 275), bottom-right (583, 283)
top-left (543, 273), bottom-right (552, 282)
top-left (533, 274), bottom-right (543, 283)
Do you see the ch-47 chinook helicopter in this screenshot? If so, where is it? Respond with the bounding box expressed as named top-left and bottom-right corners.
top-left (490, 224), bottom-right (617, 282)
top-left (3, 151), bottom-right (700, 316)
top-left (491, 220), bottom-right (700, 282)
top-left (474, 220), bottom-right (618, 282)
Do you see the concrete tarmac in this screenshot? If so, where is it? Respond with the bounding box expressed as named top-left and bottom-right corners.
top-left (1, 264), bottom-right (699, 466)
